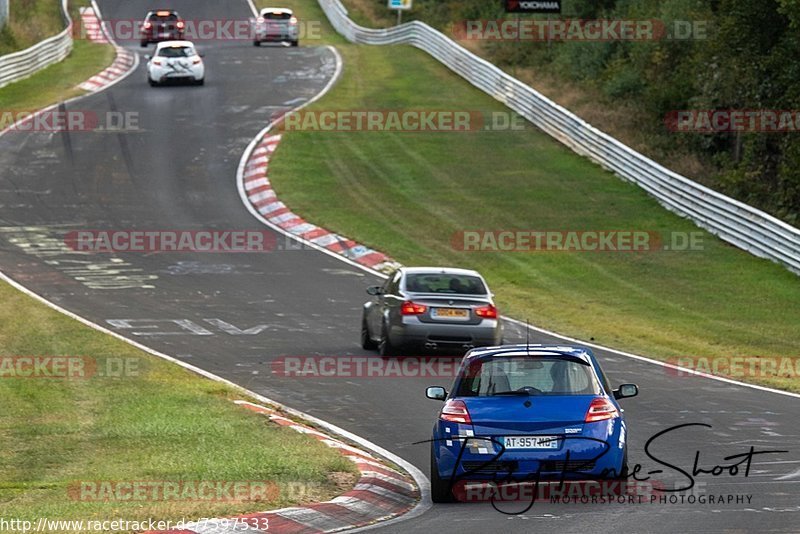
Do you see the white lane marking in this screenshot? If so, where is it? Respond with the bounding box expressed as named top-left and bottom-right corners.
top-left (234, 45), bottom-right (431, 531)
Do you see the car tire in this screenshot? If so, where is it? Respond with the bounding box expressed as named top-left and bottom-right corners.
top-left (196, 78), bottom-right (205, 86)
top-left (291, 40), bottom-right (299, 47)
top-left (378, 322), bottom-right (398, 357)
top-left (148, 77), bottom-right (157, 87)
top-left (253, 40), bottom-right (260, 47)
top-left (430, 454), bottom-right (455, 503)
top-left (140, 41), bottom-right (148, 48)
top-left (361, 317), bottom-right (377, 350)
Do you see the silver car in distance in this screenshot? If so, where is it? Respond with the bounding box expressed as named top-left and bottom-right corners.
top-left (361, 267), bottom-right (503, 357)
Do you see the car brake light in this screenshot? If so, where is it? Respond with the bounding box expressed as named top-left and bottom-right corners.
top-left (192, 58), bottom-right (201, 64)
top-left (289, 16), bottom-right (298, 25)
top-left (400, 301), bottom-right (427, 315)
top-left (156, 11), bottom-right (171, 16)
top-left (176, 21), bottom-right (185, 29)
top-left (152, 59), bottom-right (162, 66)
top-left (440, 399), bottom-right (471, 424)
top-left (257, 17), bottom-right (265, 23)
top-left (143, 22), bottom-right (152, 29)
top-left (585, 397), bottom-right (619, 423)
top-left (475, 305), bottom-right (497, 319)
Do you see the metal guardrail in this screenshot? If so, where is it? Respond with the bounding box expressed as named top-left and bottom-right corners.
top-left (0, 0), bottom-right (72, 89)
top-left (318, 0), bottom-right (800, 275)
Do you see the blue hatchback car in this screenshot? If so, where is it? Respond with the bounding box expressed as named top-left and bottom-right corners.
top-left (425, 344), bottom-right (639, 502)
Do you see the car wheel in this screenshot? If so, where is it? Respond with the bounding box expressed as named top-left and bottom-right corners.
top-left (291, 40), bottom-right (299, 47)
top-left (140, 41), bottom-right (148, 48)
top-left (196, 78), bottom-right (205, 86)
top-left (361, 316), bottom-right (377, 350)
top-left (148, 77), bottom-right (157, 87)
top-left (430, 453), bottom-right (455, 503)
top-left (378, 322), bottom-right (398, 357)
top-left (253, 40), bottom-right (260, 47)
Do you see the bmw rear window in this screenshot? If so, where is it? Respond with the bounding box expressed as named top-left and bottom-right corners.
top-left (404, 273), bottom-right (487, 295)
top-left (456, 356), bottom-right (601, 396)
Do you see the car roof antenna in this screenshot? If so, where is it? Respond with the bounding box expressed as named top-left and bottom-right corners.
top-left (526, 318), bottom-right (530, 353)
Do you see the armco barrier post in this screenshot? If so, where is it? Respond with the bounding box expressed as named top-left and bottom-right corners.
top-left (0, 0), bottom-right (8, 29)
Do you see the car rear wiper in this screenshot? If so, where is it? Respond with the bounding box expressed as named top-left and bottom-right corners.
top-left (491, 390), bottom-right (530, 396)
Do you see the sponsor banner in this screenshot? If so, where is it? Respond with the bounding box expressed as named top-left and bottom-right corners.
top-left (504, 0), bottom-right (562, 14)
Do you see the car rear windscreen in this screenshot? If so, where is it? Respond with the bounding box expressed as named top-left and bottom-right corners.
top-left (405, 273), bottom-right (487, 295)
top-left (456, 357), bottom-right (601, 396)
top-left (262, 12), bottom-right (292, 20)
top-left (158, 46), bottom-right (193, 58)
top-left (149, 14), bottom-right (179, 22)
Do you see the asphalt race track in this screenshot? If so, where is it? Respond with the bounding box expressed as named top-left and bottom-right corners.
top-left (1, 1), bottom-right (798, 532)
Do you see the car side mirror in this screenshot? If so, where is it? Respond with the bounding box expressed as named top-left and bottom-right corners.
top-left (614, 384), bottom-right (638, 399)
top-left (366, 286), bottom-right (382, 296)
top-left (426, 386), bottom-right (447, 401)
top-left (144, 54), bottom-right (151, 60)
top-left (199, 52), bottom-right (205, 57)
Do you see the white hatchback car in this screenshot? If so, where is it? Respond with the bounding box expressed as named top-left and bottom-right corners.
top-left (146, 41), bottom-right (205, 86)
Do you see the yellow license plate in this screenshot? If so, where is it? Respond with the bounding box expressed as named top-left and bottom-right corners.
top-left (432, 307), bottom-right (469, 318)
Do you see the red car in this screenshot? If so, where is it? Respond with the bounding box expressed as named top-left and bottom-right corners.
top-left (141, 10), bottom-right (185, 47)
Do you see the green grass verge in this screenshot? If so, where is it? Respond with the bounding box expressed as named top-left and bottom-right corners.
top-left (262, 0), bottom-right (800, 392)
top-left (0, 281), bottom-right (356, 532)
top-left (1, 7), bottom-right (357, 532)
top-left (0, 0), bottom-right (66, 56)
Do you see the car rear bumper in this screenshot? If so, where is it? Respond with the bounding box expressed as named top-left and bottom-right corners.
top-left (390, 318), bottom-right (501, 350)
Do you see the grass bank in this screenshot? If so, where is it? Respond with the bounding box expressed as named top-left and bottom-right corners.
top-left (261, 0), bottom-right (800, 392)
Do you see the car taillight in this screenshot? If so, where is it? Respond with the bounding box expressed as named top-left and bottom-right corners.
top-left (585, 397), bottom-right (619, 423)
top-left (257, 17), bottom-right (265, 23)
top-left (143, 22), bottom-right (152, 29)
top-left (176, 21), bottom-right (185, 29)
top-left (192, 58), bottom-right (201, 64)
top-left (152, 59), bottom-right (162, 66)
top-left (289, 16), bottom-right (298, 25)
top-left (440, 399), bottom-right (471, 424)
top-left (475, 305), bottom-right (497, 319)
top-left (400, 301), bottom-right (427, 315)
